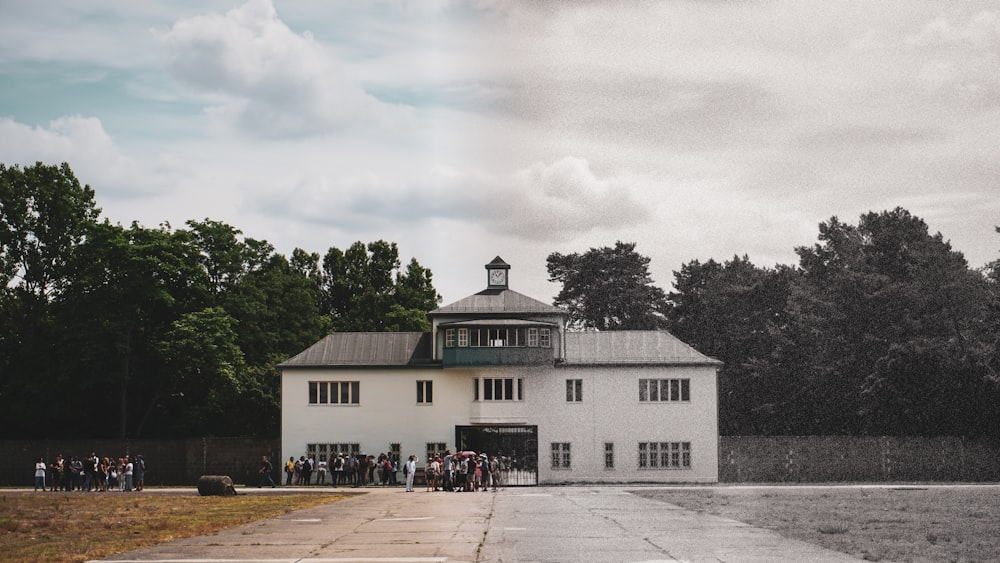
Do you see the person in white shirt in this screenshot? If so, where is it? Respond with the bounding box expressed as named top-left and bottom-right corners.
top-left (404, 455), bottom-right (418, 492)
top-left (123, 456), bottom-right (134, 492)
top-left (34, 457), bottom-right (46, 491)
top-left (317, 456), bottom-right (328, 484)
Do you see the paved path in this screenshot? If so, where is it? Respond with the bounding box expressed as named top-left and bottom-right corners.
top-left (93, 485), bottom-right (864, 562)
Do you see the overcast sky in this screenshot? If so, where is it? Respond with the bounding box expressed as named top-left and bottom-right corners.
top-left (2, 1), bottom-right (998, 304)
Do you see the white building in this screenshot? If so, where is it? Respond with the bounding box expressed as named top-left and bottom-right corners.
top-left (279, 257), bottom-right (721, 484)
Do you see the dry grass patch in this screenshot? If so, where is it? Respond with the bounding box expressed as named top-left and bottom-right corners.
top-left (0, 491), bottom-right (347, 563)
top-left (634, 486), bottom-right (1000, 562)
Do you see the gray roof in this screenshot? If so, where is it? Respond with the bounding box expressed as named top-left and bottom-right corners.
top-left (429, 288), bottom-right (567, 317)
top-left (563, 331), bottom-right (721, 366)
top-left (438, 318), bottom-right (558, 327)
top-left (278, 332), bottom-right (433, 368)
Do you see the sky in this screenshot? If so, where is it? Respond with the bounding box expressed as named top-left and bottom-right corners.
top-left (2, 1), bottom-right (998, 305)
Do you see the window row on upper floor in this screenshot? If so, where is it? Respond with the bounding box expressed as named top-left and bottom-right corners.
top-left (307, 377), bottom-right (691, 406)
top-left (444, 327), bottom-right (551, 348)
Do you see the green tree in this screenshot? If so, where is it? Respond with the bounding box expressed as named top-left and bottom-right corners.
top-left (141, 307), bottom-right (245, 437)
top-left (0, 162), bottom-right (100, 437)
top-left (222, 252), bottom-right (329, 435)
top-left (787, 208), bottom-right (994, 435)
top-left (57, 220), bottom-right (208, 438)
top-left (547, 241), bottom-right (668, 330)
top-left (666, 256), bottom-right (795, 434)
top-left (320, 241), bottom-right (440, 332)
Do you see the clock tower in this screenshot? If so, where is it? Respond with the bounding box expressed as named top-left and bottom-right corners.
top-left (485, 256), bottom-right (510, 289)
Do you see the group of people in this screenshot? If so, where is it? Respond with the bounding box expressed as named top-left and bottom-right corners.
top-left (277, 452), bottom-right (404, 487)
top-left (256, 450), bottom-right (505, 492)
top-left (424, 450), bottom-right (502, 493)
top-left (33, 452), bottom-right (146, 492)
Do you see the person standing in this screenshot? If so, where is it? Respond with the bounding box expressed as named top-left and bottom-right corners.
top-left (317, 456), bottom-right (328, 484)
top-left (134, 455), bottom-right (146, 491)
top-left (49, 455), bottom-right (63, 492)
top-left (34, 457), bottom-right (46, 491)
top-left (404, 455), bottom-right (417, 492)
top-left (258, 455), bottom-right (276, 488)
top-left (300, 455), bottom-right (312, 485)
top-left (123, 456), bottom-right (134, 492)
top-left (442, 451), bottom-right (453, 492)
top-left (332, 453), bottom-right (344, 486)
top-left (285, 457), bottom-right (295, 485)
top-left (67, 456), bottom-right (82, 491)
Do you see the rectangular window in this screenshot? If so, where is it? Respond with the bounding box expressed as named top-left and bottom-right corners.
top-left (417, 380), bottom-right (433, 404)
top-left (551, 442), bottom-right (571, 469)
top-left (566, 379), bottom-right (583, 402)
top-left (604, 442), bottom-right (614, 470)
top-left (474, 378), bottom-right (479, 400)
top-left (445, 329), bottom-right (455, 347)
top-left (311, 443), bottom-right (360, 458)
top-left (308, 381), bottom-right (360, 405)
top-left (540, 328), bottom-right (551, 348)
top-left (527, 328), bottom-right (538, 347)
top-left (638, 442), bottom-right (692, 470)
top-left (458, 328), bottom-right (469, 347)
top-left (426, 442), bottom-right (446, 463)
top-left (478, 378), bottom-right (523, 401)
top-left (638, 379), bottom-right (691, 402)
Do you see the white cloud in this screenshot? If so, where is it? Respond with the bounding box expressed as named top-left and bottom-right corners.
top-left (251, 156), bottom-right (649, 241)
top-left (158, 0), bottom-right (414, 137)
top-left (0, 117), bottom-right (182, 199)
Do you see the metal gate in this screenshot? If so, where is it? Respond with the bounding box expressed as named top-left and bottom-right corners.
top-left (455, 425), bottom-right (538, 486)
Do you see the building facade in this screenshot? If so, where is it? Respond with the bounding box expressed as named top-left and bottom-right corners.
top-left (279, 257), bottom-right (721, 484)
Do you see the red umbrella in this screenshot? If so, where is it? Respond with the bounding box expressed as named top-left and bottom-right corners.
top-left (457, 451), bottom-right (477, 458)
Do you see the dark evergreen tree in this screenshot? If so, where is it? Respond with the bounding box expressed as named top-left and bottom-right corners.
top-left (547, 241), bottom-right (668, 330)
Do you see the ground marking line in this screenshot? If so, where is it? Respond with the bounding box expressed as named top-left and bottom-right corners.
top-left (376, 516), bottom-right (434, 521)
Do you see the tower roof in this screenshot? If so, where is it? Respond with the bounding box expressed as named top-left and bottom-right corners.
top-left (428, 287), bottom-right (566, 317)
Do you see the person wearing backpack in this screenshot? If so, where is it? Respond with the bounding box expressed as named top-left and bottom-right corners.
top-left (257, 455), bottom-right (276, 488)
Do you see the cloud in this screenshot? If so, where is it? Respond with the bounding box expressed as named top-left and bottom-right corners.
top-left (158, 0), bottom-right (413, 137)
top-left (0, 116), bottom-right (182, 199)
top-left (251, 156), bottom-right (649, 241)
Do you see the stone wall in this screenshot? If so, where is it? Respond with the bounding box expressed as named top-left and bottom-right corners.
top-left (719, 436), bottom-right (1000, 482)
top-left (3, 437), bottom-right (279, 487)
top-left (4, 436), bottom-right (997, 486)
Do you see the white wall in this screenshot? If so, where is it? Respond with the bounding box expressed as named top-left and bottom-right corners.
top-left (281, 363), bottom-right (718, 483)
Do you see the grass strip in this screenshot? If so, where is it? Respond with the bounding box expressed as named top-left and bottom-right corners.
top-left (0, 491), bottom-right (347, 563)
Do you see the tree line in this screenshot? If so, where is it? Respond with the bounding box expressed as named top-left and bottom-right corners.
top-left (0, 162), bottom-right (440, 439)
top-left (548, 212), bottom-right (1000, 437)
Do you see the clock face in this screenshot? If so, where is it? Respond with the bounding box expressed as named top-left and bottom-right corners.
top-left (489, 268), bottom-right (506, 286)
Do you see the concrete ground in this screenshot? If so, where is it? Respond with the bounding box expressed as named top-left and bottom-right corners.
top-left (92, 485), bottom-right (866, 563)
